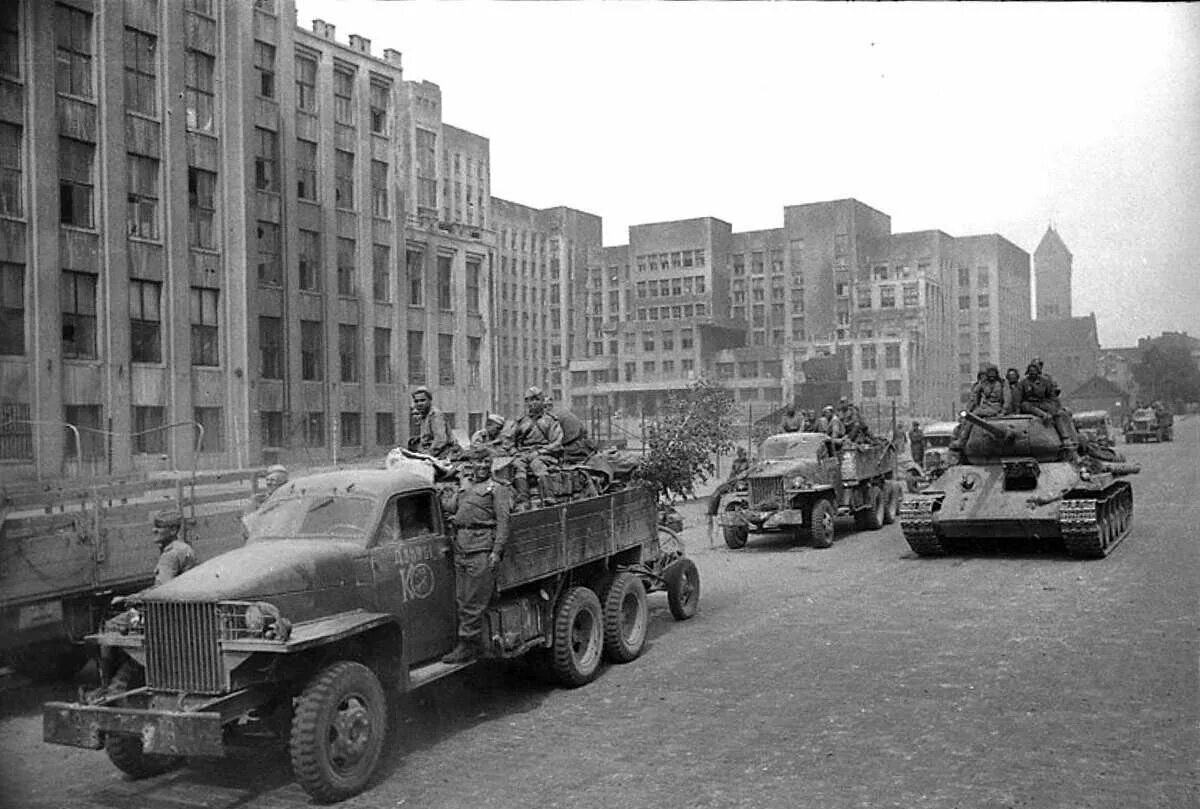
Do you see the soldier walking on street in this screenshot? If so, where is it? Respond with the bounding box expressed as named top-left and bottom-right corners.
top-left (908, 421), bottom-right (925, 463)
top-left (442, 452), bottom-right (512, 664)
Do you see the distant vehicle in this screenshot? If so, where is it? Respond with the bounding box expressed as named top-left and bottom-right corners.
top-left (716, 431), bottom-right (904, 550)
top-left (1073, 409), bottom-right (1115, 448)
top-left (1124, 407), bottom-right (1173, 443)
top-left (919, 421), bottom-right (961, 479)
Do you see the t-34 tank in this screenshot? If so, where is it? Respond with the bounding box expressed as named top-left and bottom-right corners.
top-left (900, 411), bottom-right (1139, 559)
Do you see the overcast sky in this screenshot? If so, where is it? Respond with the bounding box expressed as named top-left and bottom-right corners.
top-left (296, 0), bottom-right (1199, 348)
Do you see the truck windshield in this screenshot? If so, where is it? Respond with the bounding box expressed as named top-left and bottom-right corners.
top-left (925, 435), bottom-right (954, 449)
top-left (247, 494), bottom-right (377, 542)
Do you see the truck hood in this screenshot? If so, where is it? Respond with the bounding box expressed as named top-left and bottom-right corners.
top-left (144, 540), bottom-right (365, 602)
top-left (749, 458), bottom-right (821, 479)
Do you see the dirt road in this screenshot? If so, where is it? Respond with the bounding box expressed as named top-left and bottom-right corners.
top-left (2, 418), bottom-right (1196, 808)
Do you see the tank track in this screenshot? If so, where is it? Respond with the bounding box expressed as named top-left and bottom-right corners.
top-left (1059, 481), bottom-right (1134, 559)
top-left (900, 494), bottom-right (945, 556)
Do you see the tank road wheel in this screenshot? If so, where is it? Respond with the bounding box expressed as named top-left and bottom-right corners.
top-left (804, 499), bottom-right (837, 548)
top-left (1059, 486), bottom-right (1133, 560)
top-left (883, 482), bottom-right (903, 525)
top-left (104, 734), bottom-right (183, 779)
top-left (723, 524), bottom-right (749, 549)
top-left (600, 571), bottom-right (649, 663)
top-left (900, 495), bottom-right (946, 556)
top-left (551, 586), bottom-right (604, 687)
top-left (855, 485), bottom-right (886, 531)
top-left (664, 558), bottom-right (701, 621)
top-left (290, 661), bottom-right (387, 803)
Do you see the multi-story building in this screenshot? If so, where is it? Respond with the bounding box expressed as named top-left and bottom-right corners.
top-left (952, 234), bottom-right (1032, 404)
top-left (1034, 223), bottom-right (1072, 319)
top-left (0, 1), bottom-right (494, 480)
top-left (490, 199), bottom-right (600, 417)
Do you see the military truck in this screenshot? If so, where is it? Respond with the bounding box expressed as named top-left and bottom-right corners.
top-left (716, 431), bottom-right (904, 549)
top-left (1123, 406), bottom-right (1173, 443)
top-left (1, 471), bottom-right (260, 680)
top-left (43, 468), bottom-right (698, 803)
top-left (1073, 410), bottom-right (1115, 448)
top-left (918, 421), bottom-right (960, 479)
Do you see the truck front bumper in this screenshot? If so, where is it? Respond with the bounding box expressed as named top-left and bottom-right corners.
top-left (718, 509), bottom-right (805, 530)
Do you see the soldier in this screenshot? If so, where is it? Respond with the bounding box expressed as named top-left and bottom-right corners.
top-left (247, 464), bottom-right (288, 512)
top-left (842, 404), bottom-right (872, 444)
top-left (442, 452), bottom-right (512, 664)
top-left (469, 414), bottom-right (507, 454)
top-left (780, 403), bottom-right (804, 433)
top-left (548, 399), bottom-right (597, 464)
top-left (815, 405), bottom-right (845, 440)
top-left (953, 363), bottom-right (1007, 450)
top-left (409, 386), bottom-right (456, 460)
top-left (151, 508), bottom-right (197, 585)
top-left (1017, 361), bottom-right (1080, 462)
top-left (504, 386), bottom-right (564, 507)
top-left (707, 447), bottom-right (751, 518)
top-left (1004, 368), bottom-right (1022, 414)
top-left (908, 421), bottom-right (925, 463)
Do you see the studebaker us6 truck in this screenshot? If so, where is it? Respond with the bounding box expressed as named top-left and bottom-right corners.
top-left (716, 432), bottom-right (905, 549)
top-left (43, 468), bottom-right (698, 803)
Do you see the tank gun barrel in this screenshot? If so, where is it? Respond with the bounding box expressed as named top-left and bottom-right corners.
top-left (959, 410), bottom-right (1017, 442)
top-left (1095, 461), bottom-right (1141, 477)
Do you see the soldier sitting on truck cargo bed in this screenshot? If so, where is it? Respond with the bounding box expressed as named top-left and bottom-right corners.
top-left (503, 387), bottom-right (564, 509)
top-left (442, 451), bottom-right (513, 664)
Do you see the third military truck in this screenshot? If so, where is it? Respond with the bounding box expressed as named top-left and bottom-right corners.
top-left (1124, 406), bottom-right (1173, 443)
top-left (716, 431), bottom-right (905, 549)
top-left (901, 412), bottom-right (1139, 559)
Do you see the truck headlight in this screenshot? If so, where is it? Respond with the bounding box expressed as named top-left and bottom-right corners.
top-left (788, 476), bottom-right (806, 489)
top-left (226, 601), bottom-right (292, 642)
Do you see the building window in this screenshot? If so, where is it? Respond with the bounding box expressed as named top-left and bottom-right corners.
top-left (256, 221), bottom-right (281, 286)
top-left (132, 406), bottom-right (166, 454)
top-left (642, 331), bottom-right (654, 352)
top-left (885, 379), bottom-right (902, 398)
top-left (301, 411), bottom-right (325, 447)
top-left (370, 160), bottom-right (388, 217)
top-left (124, 28), bottom-right (157, 115)
top-left (334, 150), bottom-right (354, 209)
top-left (0, 122), bottom-right (21, 218)
top-left (834, 233), bottom-right (849, 258)
top-left (978, 293), bottom-right (990, 309)
top-left (296, 139), bottom-right (317, 201)
top-left (375, 412), bottom-right (395, 446)
top-left (61, 271), bottom-right (98, 359)
top-left (254, 40), bottom-right (275, 98)
top-left (957, 267), bottom-right (970, 288)
top-left (369, 82), bottom-right (389, 134)
top-left (468, 336), bottom-right (481, 386)
top-left (438, 333), bottom-right (454, 385)
top-left (374, 327), bottom-right (392, 382)
top-left (643, 361), bottom-right (656, 375)
top-left (295, 54), bottom-right (316, 112)
top-left (407, 330), bottom-right (425, 384)
top-left (259, 315), bottom-right (283, 379)
top-left (885, 343), bottom-right (901, 369)
top-left (300, 319), bottom-right (323, 380)
top-left (903, 283), bottom-right (919, 307)
top-left (129, 279), bottom-right (162, 363)
top-left (958, 295), bottom-right (970, 311)
top-left (466, 258), bottom-right (481, 314)
top-left (860, 344), bottom-right (877, 370)
top-left (254, 128), bottom-right (278, 192)
top-left (0, 3), bottom-right (19, 80)
top-left (861, 380), bottom-right (877, 399)
top-left (59, 138), bottom-right (94, 228)
top-left (339, 324), bottom-right (359, 383)
top-left (261, 410), bottom-right (284, 448)
top-left (372, 244), bottom-right (391, 302)
top-left (298, 229), bottom-right (320, 291)
top-left (337, 237), bottom-right (356, 296)
top-left (62, 404), bottom-right (102, 460)
top-left (0, 402), bottom-right (32, 459)
top-left (662, 330), bottom-right (675, 351)
top-left (55, 4), bottom-right (93, 98)
top-left (184, 49), bottom-right (215, 132)
top-left (437, 254), bottom-right (453, 310)
top-left (190, 287), bottom-right (219, 366)
top-left (880, 285), bottom-right (896, 309)
top-left (190, 406), bottom-right (222, 452)
top-left (406, 249), bottom-right (424, 306)
top-left (126, 154), bottom-right (160, 239)
top-left (977, 267), bottom-right (990, 286)
top-left (0, 262), bottom-right (25, 355)
top-left (333, 68), bottom-right (354, 124)
top-left (339, 412), bottom-right (362, 447)
top-left (187, 167), bottom-right (216, 248)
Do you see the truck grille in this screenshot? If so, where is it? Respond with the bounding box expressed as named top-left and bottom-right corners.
top-left (144, 602), bottom-right (224, 693)
top-left (749, 476), bottom-right (785, 508)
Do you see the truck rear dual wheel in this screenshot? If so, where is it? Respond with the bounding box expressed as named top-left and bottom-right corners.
top-left (855, 486), bottom-right (886, 531)
top-left (600, 572), bottom-right (649, 663)
top-left (550, 586), bottom-right (604, 687)
top-left (290, 660), bottom-right (388, 803)
top-left (104, 734), bottom-right (183, 779)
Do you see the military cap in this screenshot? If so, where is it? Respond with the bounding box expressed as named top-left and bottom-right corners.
top-left (486, 413), bottom-right (506, 426)
top-left (524, 386), bottom-right (544, 399)
top-left (153, 508), bottom-right (183, 529)
top-left (266, 464), bottom-right (288, 476)
top-left (411, 385), bottom-right (431, 397)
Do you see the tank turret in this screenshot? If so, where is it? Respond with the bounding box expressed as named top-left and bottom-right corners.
top-left (959, 413), bottom-right (1064, 463)
top-left (960, 411), bottom-right (1018, 443)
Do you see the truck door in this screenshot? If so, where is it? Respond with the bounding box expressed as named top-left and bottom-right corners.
top-left (370, 491), bottom-right (457, 665)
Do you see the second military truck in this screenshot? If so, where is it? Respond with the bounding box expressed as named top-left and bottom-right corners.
top-left (44, 467), bottom-right (699, 803)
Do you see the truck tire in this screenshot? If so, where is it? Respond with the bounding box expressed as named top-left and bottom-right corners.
top-left (600, 571), bottom-right (648, 663)
top-left (550, 586), bottom-right (604, 687)
top-left (290, 660), bottom-right (387, 803)
top-left (883, 482), bottom-right (903, 525)
top-left (723, 525), bottom-right (748, 549)
top-left (104, 734), bottom-right (182, 779)
top-left (804, 499), bottom-right (836, 548)
top-left (855, 485), bottom-right (886, 531)
top-left (664, 558), bottom-right (700, 621)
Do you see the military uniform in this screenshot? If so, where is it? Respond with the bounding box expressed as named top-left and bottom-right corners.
top-left (154, 538), bottom-right (197, 586)
top-left (552, 406), bottom-right (596, 464)
top-left (444, 477), bottom-right (512, 661)
top-left (1018, 371), bottom-right (1079, 455)
top-left (505, 411), bottom-right (564, 495)
top-left (781, 409), bottom-right (804, 433)
top-left (414, 407), bottom-right (456, 459)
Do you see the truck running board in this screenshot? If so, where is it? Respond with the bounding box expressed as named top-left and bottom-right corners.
top-left (409, 659), bottom-right (472, 689)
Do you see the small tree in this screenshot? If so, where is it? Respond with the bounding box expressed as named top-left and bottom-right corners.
top-left (636, 378), bottom-right (736, 502)
top-left (1132, 344), bottom-right (1200, 407)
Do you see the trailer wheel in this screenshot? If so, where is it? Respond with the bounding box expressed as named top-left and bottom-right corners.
top-left (550, 587), bottom-right (604, 687)
top-left (290, 660), bottom-right (387, 803)
top-left (600, 572), bottom-right (649, 663)
top-left (664, 558), bottom-right (700, 621)
top-left (805, 499), bottom-right (837, 548)
top-left (855, 485), bottom-right (886, 531)
top-left (104, 734), bottom-right (183, 779)
top-left (883, 482), bottom-right (903, 525)
top-left (722, 525), bottom-right (748, 549)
